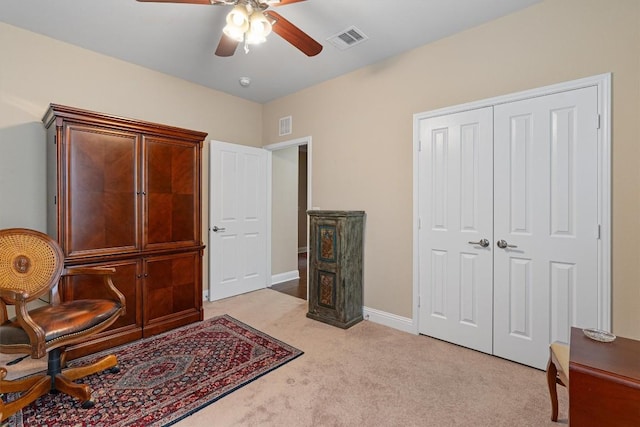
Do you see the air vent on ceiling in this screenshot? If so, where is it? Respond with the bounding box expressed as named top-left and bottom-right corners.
top-left (327, 26), bottom-right (368, 50)
top-left (279, 116), bottom-right (292, 136)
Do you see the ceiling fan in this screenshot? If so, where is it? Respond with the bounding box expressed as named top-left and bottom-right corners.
top-left (136, 0), bottom-right (323, 57)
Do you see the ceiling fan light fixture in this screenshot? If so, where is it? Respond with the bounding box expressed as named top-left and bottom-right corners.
top-left (226, 4), bottom-right (249, 27)
top-left (223, 4), bottom-right (249, 42)
top-left (223, 24), bottom-right (246, 42)
top-left (245, 32), bottom-right (266, 45)
top-left (246, 11), bottom-right (272, 44)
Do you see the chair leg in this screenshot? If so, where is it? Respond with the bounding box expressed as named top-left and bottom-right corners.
top-left (62, 354), bottom-right (118, 381)
top-left (546, 355), bottom-right (559, 422)
top-left (53, 374), bottom-right (92, 405)
top-left (52, 352), bottom-right (119, 408)
top-left (42, 348), bottom-right (119, 409)
top-left (0, 368), bottom-right (51, 422)
top-left (0, 350), bottom-right (121, 420)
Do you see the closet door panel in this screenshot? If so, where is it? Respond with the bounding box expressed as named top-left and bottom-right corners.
top-left (418, 107), bottom-right (494, 354)
top-left (493, 86), bottom-right (599, 369)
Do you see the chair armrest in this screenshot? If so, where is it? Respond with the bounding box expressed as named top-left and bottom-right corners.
top-left (0, 288), bottom-right (30, 305)
top-left (13, 297), bottom-right (47, 358)
top-left (0, 289), bottom-right (27, 323)
top-left (61, 267), bottom-right (126, 314)
top-left (0, 289), bottom-right (47, 356)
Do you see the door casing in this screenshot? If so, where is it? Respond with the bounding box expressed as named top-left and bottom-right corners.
top-left (264, 136), bottom-right (313, 297)
top-left (412, 73), bottom-right (612, 335)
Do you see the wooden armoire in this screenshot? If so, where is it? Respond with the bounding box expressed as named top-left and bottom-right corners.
top-left (43, 104), bottom-right (207, 358)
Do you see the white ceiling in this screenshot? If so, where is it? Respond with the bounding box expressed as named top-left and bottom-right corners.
top-left (0, 0), bottom-right (540, 103)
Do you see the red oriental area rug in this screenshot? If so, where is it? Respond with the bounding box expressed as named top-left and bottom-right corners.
top-left (5, 315), bottom-right (303, 426)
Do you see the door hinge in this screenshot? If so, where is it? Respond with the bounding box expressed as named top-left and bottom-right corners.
top-left (53, 196), bottom-right (57, 205)
top-left (597, 224), bottom-right (601, 240)
top-left (597, 114), bottom-right (601, 130)
top-left (53, 135), bottom-right (57, 145)
top-left (418, 295), bottom-right (421, 308)
top-left (418, 140), bottom-right (423, 152)
top-left (418, 217), bottom-right (421, 229)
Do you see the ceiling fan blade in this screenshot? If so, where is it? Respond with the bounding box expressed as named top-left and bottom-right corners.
top-left (264, 11), bottom-right (322, 57)
top-left (215, 34), bottom-right (240, 57)
top-left (271, 0), bottom-right (307, 5)
top-left (136, 0), bottom-right (226, 4)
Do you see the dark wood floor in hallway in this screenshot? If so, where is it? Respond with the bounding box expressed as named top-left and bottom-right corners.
top-left (271, 252), bottom-right (307, 300)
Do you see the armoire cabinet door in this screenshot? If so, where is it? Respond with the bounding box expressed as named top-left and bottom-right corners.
top-left (65, 124), bottom-right (140, 259)
top-left (144, 136), bottom-right (200, 250)
top-left (309, 217), bottom-right (344, 324)
top-left (142, 251), bottom-right (202, 337)
top-left (61, 258), bottom-right (143, 358)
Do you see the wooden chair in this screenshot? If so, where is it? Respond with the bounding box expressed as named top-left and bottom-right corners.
top-left (0, 228), bottom-right (126, 422)
top-left (546, 342), bottom-right (570, 422)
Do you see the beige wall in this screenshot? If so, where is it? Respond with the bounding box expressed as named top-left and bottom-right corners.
top-left (0, 23), bottom-right (263, 293)
top-left (262, 0), bottom-right (640, 338)
top-left (271, 146), bottom-right (299, 276)
top-left (2, 0), bottom-right (639, 339)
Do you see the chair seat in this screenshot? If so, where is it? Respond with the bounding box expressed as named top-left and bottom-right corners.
top-left (550, 342), bottom-right (570, 377)
top-left (0, 299), bottom-right (121, 346)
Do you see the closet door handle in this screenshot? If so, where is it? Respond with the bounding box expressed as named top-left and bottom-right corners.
top-left (212, 226), bottom-right (226, 232)
top-left (496, 239), bottom-right (517, 249)
top-left (468, 238), bottom-right (490, 248)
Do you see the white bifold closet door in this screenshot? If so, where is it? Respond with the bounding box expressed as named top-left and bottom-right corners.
top-left (418, 86), bottom-right (599, 369)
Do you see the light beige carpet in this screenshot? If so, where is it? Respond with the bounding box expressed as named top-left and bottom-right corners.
top-left (1, 289), bottom-right (568, 426)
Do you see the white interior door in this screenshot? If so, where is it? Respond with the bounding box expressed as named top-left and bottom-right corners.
top-left (209, 141), bottom-right (267, 301)
top-left (493, 86), bottom-right (599, 369)
top-left (418, 107), bottom-right (494, 354)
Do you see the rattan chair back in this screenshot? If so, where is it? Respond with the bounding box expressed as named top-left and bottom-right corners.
top-left (0, 228), bottom-right (64, 303)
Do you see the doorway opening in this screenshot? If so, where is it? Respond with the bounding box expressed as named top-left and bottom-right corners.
top-left (271, 251), bottom-right (308, 299)
top-left (265, 137), bottom-right (312, 301)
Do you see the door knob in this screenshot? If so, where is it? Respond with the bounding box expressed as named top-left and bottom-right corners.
top-left (496, 239), bottom-right (517, 249)
top-left (212, 226), bottom-right (226, 232)
top-left (468, 238), bottom-right (490, 248)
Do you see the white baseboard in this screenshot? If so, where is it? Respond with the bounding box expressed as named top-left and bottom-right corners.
top-left (363, 306), bottom-right (416, 334)
top-left (271, 270), bottom-right (299, 285)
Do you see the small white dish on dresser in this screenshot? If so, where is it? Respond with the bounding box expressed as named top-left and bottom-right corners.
top-left (583, 328), bottom-right (617, 343)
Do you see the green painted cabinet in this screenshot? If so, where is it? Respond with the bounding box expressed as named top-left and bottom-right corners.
top-left (307, 210), bottom-right (365, 328)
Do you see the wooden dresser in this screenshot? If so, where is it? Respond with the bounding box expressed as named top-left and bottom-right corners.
top-left (43, 104), bottom-right (207, 358)
top-left (569, 327), bottom-right (640, 426)
top-left (307, 210), bottom-right (365, 329)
